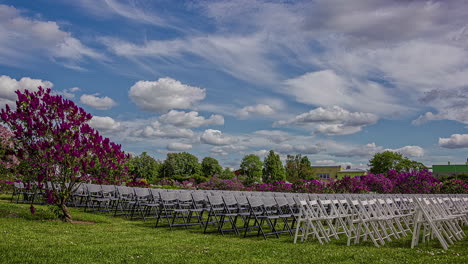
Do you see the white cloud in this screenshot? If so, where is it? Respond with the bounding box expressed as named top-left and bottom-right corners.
top-left (69, 0), bottom-right (174, 28)
top-left (0, 75), bottom-right (53, 108)
top-left (102, 33), bottom-right (278, 85)
top-left (254, 130), bottom-right (290, 144)
top-left (314, 160), bottom-right (354, 168)
top-left (332, 143), bottom-right (383, 158)
top-left (275, 106), bottom-right (378, 135)
top-left (200, 129), bottom-right (238, 146)
top-left (439, 134), bottom-right (468, 149)
top-left (129, 77), bottom-right (206, 113)
top-left (253, 149), bottom-right (270, 157)
top-left (386, 146), bottom-right (425, 158)
top-left (284, 70), bottom-right (406, 115)
top-left (413, 87), bottom-right (468, 125)
top-left (315, 160), bottom-right (337, 166)
top-left (236, 104), bottom-right (275, 119)
top-left (275, 144), bottom-right (324, 155)
top-left (0, 5), bottom-right (102, 68)
top-left (314, 124), bottom-right (362, 136)
top-left (88, 116), bottom-right (121, 132)
top-left (56, 87), bottom-right (81, 99)
top-left (159, 110), bottom-right (224, 128)
top-left (132, 121), bottom-right (194, 139)
top-left (332, 142), bottom-right (425, 158)
top-left (210, 144), bottom-right (247, 156)
top-left (80, 94), bottom-right (117, 110)
top-left (167, 142), bottom-right (193, 151)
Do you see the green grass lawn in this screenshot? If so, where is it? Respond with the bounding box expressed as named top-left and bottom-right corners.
top-left (0, 194), bottom-right (467, 264)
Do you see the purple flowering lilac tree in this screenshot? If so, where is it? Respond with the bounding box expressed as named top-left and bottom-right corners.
top-left (0, 124), bottom-right (18, 171)
top-left (0, 87), bottom-right (130, 222)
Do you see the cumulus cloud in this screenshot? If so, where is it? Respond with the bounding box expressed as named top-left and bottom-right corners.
top-left (210, 144), bottom-right (247, 156)
top-left (315, 160), bottom-right (338, 166)
top-left (332, 142), bottom-right (425, 158)
top-left (167, 142), bottom-right (193, 151)
top-left (275, 106), bottom-right (378, 135)
top-left (439, 134), bottom-right (468, 149)
top-left (132, 121), bottom-right (194, 139)
top-left (88, 116), bottom-right (121, 132)
top-left (284, 70), bottom-right (407, 115)
top-left (54, 87), bottom-right (81, 99)
top-left (80, 94), bottom-right (117, 110)
top-left (275, 144), bottom-right (325, 155)
top-left (413, 87), bottom-right (468, 125)
top-left (332, 143), bottom-right (383, 158)
top-left (129, 77), bottom-right (206, 112)
top-left (159, 110), bottom-right (224, 128)
top-left (386, 146), bottom-right (425, 158)
top-left (314, 160), bottom-right (354, 168)
top-left (236, 104), bottom-right (275, 119)
top-left (200, 129), bottom-right (238, 146)
top-left (0, 75), bottom-right (53, 108)
top-left (253, 149), bottom-right (270, 157)
top-left (254, 130), bottom-right (290, 144)
top-left (0, 5), bottom-right (102, 68)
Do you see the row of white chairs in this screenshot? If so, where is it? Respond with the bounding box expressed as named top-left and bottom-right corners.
top-left (294, 195), bottom-right (467, 249)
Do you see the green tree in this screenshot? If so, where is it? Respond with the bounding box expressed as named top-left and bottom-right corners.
top-left (240, 154), bottom-right (263, 185)
top-left (127, 152), bottom-right (161, 183)
top-left (368, 151), bottom-right (427, 174)
top-left (262, 150), bottom-right (286, 183)
top-left (219, 168), bottom-right (236, 180)
top-left (201, 156), bottom-right (222, 177)
top-left (161, 152), bottom-right (201, 181)
top-left (285, 154), bottom-right (315, 181)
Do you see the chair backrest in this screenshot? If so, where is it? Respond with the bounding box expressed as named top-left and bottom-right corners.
top-left (178, 191), bottom-right (193, 203)
top-left (133, 188), bottom-right (149, 200)
top-left (101, 184), bottom-right (116, 194)
top-left (117, 186), bottom-right (134, 198)
top-left (192, 192), bottom-right (207, 203)
top-left (223, 195), bottom-right (238, 207)
top-left (208, 195), bottom-right (224, 207)
top-left (87, 184), bottom-right (102, 194)
top-left (262, 196), bottom-right (277, 208)
top-left (247, 196), bottom-right (263, 208)
top-left (275, 196), bottom-right (288, 207)
top-left (160, 191), bottom-right (177, 202)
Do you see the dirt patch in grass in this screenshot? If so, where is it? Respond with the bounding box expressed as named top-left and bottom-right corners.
top-left (70, 220), bottom-right (96, 225)
top-left (6, 213), bottom-right (18, 218)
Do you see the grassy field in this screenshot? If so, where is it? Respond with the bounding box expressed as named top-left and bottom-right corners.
top-left (0, 194), bottom-right (467, 264)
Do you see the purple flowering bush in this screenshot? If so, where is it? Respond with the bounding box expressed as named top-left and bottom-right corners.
top-left (330, 176), bottom-right (369, 194)
top-left (359, 173), bottom-right (394, 193)
top-left (386, 170), bottom-right (441, 194)
top-left (0, 179), bottom-right (14, 193)
top-left (152, 169), bottom-right (466, 194)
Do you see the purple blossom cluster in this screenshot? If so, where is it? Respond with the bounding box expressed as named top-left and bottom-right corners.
top-left (152, 169), bottom-right (467, 194)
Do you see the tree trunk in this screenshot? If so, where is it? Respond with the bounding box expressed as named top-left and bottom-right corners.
top-left (59, 202), bottom-right (72, 223)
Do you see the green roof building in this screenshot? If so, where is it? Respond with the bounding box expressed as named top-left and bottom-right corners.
top-left (310, 166), bottom-right (342, 180)
top-left (432, 161), bottom-right (468, 178)
top-left (310, 165), bottom-right (367, 180)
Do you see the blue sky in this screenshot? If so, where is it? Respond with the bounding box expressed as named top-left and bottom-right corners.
top-left (0, 0), bottom-right (467, 169)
